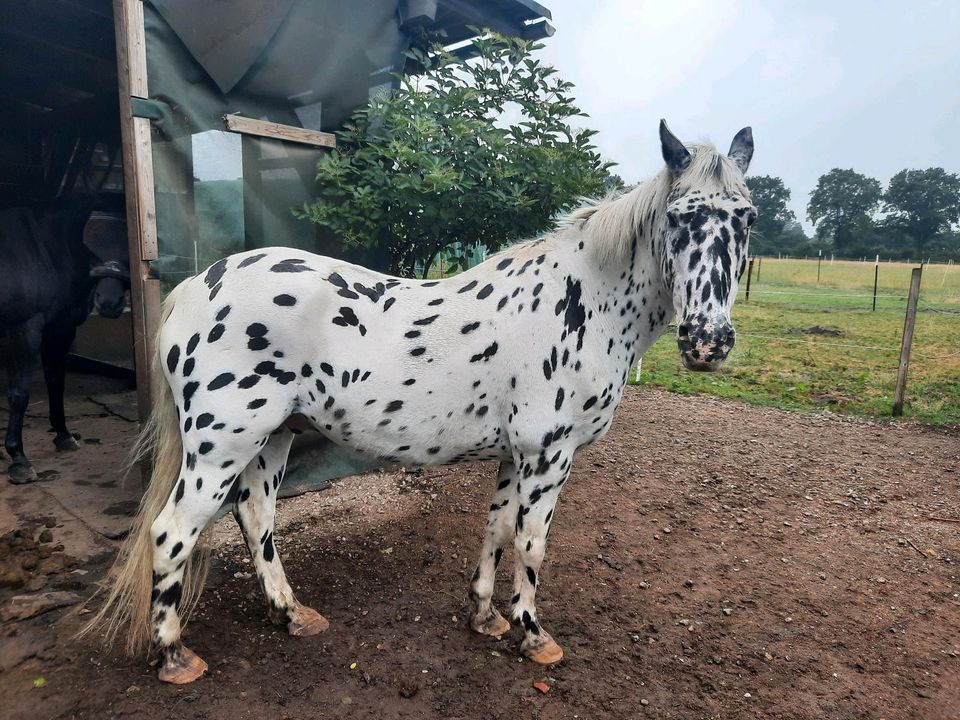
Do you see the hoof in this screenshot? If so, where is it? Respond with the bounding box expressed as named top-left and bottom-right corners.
top-left (54, 434), bottom-right (79, 452)
top-left (158, 646), bottom-right (207, 684)
top-left (471, 609), bottom-right (511, 637)
top-left (287, 603), bottom-right (330, 637)
top-left (522, 636), bottom-right (564, 665)
top-left (8, 463), bottom-right (38, 485)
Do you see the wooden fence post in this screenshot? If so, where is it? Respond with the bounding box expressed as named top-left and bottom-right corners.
top-left (892, 267), bottom-right (923, 417)
top-left (756, 255), bottom-right (762, 282)
top-left (745, 258), bottom-right (754, 301)
top-left (872, 255), bottom-right (879, 311)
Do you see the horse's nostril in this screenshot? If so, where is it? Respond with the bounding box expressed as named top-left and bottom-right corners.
top-left (678, 323), bottom-right (691, 339)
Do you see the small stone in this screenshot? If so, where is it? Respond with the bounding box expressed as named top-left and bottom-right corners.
top-left (784, 617), bottom-right (793, 623)
top-left (744, 692), bottom-right (752, 698)
top-left (876, 577), bottom-right (887, 584)
top-left (662, 527), bottom-right (672, 534)
top-left (684, 579), bottom-right (694, 588)
top-left (640, 698), bottom-right (649, 706)
top-left (722, 607), bottom-right (733, 616)
top-left (38, 530), bottom-right (53, 544)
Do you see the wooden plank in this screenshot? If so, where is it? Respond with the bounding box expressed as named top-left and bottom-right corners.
top-left (224, 114), bottom-right (336, 149)
top-left (113, 0), bottom-right (156, 437)
top-left (132, 116), bottom-right (158, 259)
top-left (892, 267), bottom-right (923, 417)
top-left (126, 0), bottom-right (148, 98)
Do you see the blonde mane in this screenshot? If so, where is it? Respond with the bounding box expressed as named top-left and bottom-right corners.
top-left (558, 143), bottom-right (750, 264)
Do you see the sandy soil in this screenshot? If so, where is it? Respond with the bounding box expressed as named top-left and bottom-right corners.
top-left (1, 385), bottom-right (958, 720)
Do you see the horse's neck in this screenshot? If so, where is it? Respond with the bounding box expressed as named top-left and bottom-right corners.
top-left (570, 217), bottom-right (673, 380)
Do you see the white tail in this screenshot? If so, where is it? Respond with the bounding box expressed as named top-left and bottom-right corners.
top-left (79, 283), bottom-right (210, 656)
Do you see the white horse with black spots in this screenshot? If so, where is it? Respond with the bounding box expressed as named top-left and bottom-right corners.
top-left (84, 121), bottom-right (755, 683)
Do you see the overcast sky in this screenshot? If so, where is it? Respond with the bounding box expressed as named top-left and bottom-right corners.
top-left (533, 0), bottom-right (960, 231)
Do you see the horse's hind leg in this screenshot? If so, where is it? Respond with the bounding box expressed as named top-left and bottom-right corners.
top-left (150, 445), bottom-right (261, 683)
top-left (232, 427), bottom-right (329, 636)
top-left (40, 322), bottom-right (78, 451)
top-left (4, 315), bottom-right (43, 484)
top-left (468, 461), bottom-right (517, 637)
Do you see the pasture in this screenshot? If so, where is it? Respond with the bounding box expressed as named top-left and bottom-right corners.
top-left (2, 385), bottom-right (958, 719)
top-left (636, 258), bottom-right (960, 426)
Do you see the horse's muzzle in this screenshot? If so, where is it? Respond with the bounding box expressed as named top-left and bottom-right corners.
top-left (677, 319), bottom-right (735, 372)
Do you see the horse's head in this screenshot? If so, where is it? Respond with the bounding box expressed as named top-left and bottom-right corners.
top-left (90, 260), bottom-right (130, 319)
top-left (658, 120), bottom-right (756, 372)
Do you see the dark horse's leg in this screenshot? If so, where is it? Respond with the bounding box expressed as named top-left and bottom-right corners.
top-left (4, 314), bottom-right (44, 484)
top-left (41, 321), bottom-right (79, 452)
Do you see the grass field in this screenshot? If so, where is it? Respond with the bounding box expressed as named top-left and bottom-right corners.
top-left (632, 258), bottom-right (960, 427)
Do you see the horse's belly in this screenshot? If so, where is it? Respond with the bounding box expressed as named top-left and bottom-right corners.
top-left (296, 387), bottom-right (510, 468)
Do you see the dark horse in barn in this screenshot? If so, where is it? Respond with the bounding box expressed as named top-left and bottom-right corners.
top-left (0, 196), bottom-right (130, 483)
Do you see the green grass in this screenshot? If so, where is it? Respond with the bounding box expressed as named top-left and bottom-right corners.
top-left (631, 258), bottom-right (960, 427)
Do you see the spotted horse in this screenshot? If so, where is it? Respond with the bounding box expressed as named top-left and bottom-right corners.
top-left (83, 121), bottom-right (755, 683)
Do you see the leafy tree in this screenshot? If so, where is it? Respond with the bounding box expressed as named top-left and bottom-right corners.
top-left (745, 175), bottom-right (795, 254)
top-left (777, 220), bottom-right (815, 256)
top-left (883, 168), bottom-right (960, 258)
top-left (807, 169), bottom-right (882, 256)
top-left (299, 32), bottom-right (610, 277)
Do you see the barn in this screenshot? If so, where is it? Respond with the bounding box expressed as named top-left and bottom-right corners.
top-left (1, 0), bottom-right (553, 486)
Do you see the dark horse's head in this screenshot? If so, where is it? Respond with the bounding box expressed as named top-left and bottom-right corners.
top-left (89, 260), bottom-right (129, 318)
top-left (81, 202), bottom-right (130, 319)
top-left (657, 120), bottom-right (756, 372)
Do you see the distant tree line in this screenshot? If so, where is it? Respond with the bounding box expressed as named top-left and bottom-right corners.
top-left (745, 168), bottom-right (960, 261)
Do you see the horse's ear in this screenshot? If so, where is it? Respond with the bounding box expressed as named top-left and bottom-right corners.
top-left (728, 126), bottom-right (754, 174)
top-left (659, 119), bottom-right (691, 175)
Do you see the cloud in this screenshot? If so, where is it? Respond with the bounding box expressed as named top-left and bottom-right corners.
top-left (535, 0), bottom-right (960, 231)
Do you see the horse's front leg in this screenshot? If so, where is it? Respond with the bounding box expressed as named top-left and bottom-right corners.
top-left (469, 461), bottom-right (517, 637)
top-left (510, 455), bottom-right (572, 665)
top-left (4, 316), bottom-right (44, 484)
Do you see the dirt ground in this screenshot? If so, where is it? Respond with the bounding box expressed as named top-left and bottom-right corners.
top-left (1, 383), bottom-right (959, 720)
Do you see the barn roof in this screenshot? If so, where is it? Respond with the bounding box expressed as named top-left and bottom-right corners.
top-left (0, 0), bottom-right (554, 205)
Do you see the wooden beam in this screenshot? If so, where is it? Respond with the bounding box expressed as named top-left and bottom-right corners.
top-left (132, 116), bottom-right (158, 259)
top-left (113, 0), bottom-right (158, 436)
top-left (224, 114), bottom-right (336, 149)
top-left (125, 0), bottom-right (148, 98)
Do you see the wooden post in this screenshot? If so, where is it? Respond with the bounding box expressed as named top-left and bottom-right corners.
top-left (816, 249), bottom-right (822, 284)
top-left (892, 267), bottom-right (923, 417)
top-left (756, 255), bottom-right (762, 282)
top-left (114, 0), bottom-right (161, 483)
top-left (745, 257), bottom-right (754, 301)
top-left (872, 254), bottom-right (879, 311)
